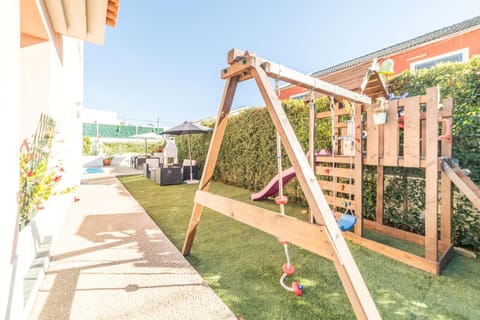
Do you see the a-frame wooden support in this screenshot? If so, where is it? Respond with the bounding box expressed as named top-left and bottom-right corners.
top-left (182, 49), bottom-right (381, 319)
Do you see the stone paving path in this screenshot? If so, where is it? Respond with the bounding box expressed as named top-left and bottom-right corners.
top-left (29, 168), bottom-right (237, 320)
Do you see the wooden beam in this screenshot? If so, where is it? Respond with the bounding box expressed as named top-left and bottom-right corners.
top-left (315, 167), bottom-right (353, 179)
top-left (226, 49), bottom-right (371, 104)
top-left (403, 96), bottom-right (421, 167)
top-left (365, 104), bottom-right (379, 165)
top-left (363, 220), bottom-right (451, 252)
top-left (265, 62), bottom-right (371, 104)
top-left (425, 87), bottom-right (440, 261)
top-left (251, 64), bottom-right (380, 320)
top-left (182, 76), bottom-right (239, 256)
top-left (440, 98), bottom-right (453, 244)
top-left (375, 166), bottom-right (384, 224)
top-left (343, 232), bottom-right (439, 274)
top-left (263, 61), bottom-right (371, 104)
top-left (315, 155), bottom-right (352, 164)
top-left (353, 103), bottom-right (363, 235)
top-left (441, 158), bottom-right (480, 211)
top-left (316, 108), bottom-right (351, 119)
top-left (195, 191), bottom-right (334, 259)
top-left (108, 2), bottom-right (119, 12)
top-left (309, 97), bottom-right (315, 223)
top-left (383, 99), bottom-right (399, 166)
top-left (439, 245), bottom-right (455, 273)
top-left (221, 56), bottom-right (255, 80)
top-left (106, 17), bottom-right (116, 27)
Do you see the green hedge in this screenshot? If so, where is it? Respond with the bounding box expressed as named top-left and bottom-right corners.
top-left (83, 123), bottom-right (163, 139)
top-left (188, 58), bottom-right (480, 250)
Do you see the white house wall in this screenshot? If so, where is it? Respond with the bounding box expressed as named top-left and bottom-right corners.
top-left (0, 2), bottom-right (21, 320)
top-left (19, 43), bottom-right (51, 140)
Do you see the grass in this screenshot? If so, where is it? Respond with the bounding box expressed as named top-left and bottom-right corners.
top-left (119, 175), bottom-right (480, 319)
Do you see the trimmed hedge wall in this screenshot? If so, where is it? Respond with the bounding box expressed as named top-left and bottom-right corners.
top-left (185, 58), bottom-right (480, 250)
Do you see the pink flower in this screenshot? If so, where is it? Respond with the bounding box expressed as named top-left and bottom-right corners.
top-left (27, 171), bottom-right (33, 177)
top-left (53, 175), bottom-right (62, 183)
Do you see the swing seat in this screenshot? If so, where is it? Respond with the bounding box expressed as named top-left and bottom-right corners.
top-left (337, 214), bottom-right (357, 232)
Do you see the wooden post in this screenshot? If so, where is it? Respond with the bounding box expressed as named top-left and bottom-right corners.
top-left (251, 64), bottom-right (381, 320)
top-left (376, 166), bottom-right (384, 224)
top-left (376, 108), bottom-right (385, 226)
top-left (425, 87), bottom-right (440, 261)
top-left (309, 95), bottom-right (315, 223)
top-left (440, 98), bottom-right (453, 244)
top-left (404, 96), bottom-right (421, 167)
top-left (182, 76), bottom-right (239, 256)
top-left (354, 102), bottom-right (363, 235)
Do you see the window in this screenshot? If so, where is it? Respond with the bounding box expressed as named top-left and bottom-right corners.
top-left (290, 92), bottom-right (307, 100)
top-left (411, 48), bottom-right (469, 71)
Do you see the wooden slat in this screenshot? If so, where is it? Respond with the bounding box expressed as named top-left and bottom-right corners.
top-left (343, 232), bottom-right (439, 274)
top-left (370, 157), bottom-right (427, 168)
top-left (441, 159), bottom-right (480, 211)
top-left (363, 220), bottom-right (451, 252)
top-left (261, 62), bottom-right (371, 105)
top-left (316, 108), bottom-right (350, 119)
top-left (315, 167), bottom-right (353, 179)
top-left (375, 166), bottom-right (384, 224)
top-left (315, 155), bottom-right (352, 164)
top-left (365, 104), bottom-right (379, 165)
top-left (353, 104), bottom-right (363, 235)
top-left (182, 76), bottom-right (239, 256)
top-left (440, 98), bottom-right (453, 244)
top-left (195, 191), bottom-right (334, 259)
top-left (309, 98), bottom-right (315, 223)
top-left (334, 123), bottom-right (348, 129)
top-left (439, 245), bottom-right (455, 274)
top-left (383, 100), bottom-right (399, 166)
top-left (403, 96), bottom-right (421, 167)
top-left (324, 195), bottom-right (355, 209)
top-left (319, 180), bottom-right (353, 193)
top-left (425, 87), bottom-right (440, 261)
top-left (420, 117), bottom-right (427, 158)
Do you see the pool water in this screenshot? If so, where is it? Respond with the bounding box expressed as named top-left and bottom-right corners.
top-left (84, 167), bottom-right (104, 174)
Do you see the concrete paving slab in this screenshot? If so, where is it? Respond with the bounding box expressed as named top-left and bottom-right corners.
top-left (29, 167), bottom-right (237, 320)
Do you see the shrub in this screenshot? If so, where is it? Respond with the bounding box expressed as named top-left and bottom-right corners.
top-left (189, 58), bottom-right (480, 250)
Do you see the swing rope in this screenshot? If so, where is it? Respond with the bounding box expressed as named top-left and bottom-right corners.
top-left (330, 98), bottom-right (357, 231)
top-left (329, 97), bottom-right (338, 215)
top-left (274, 78), bottom-right (302, 296)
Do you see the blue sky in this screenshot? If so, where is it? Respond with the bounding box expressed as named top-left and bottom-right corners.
top-left (84, 0), bottom-right (479, 128)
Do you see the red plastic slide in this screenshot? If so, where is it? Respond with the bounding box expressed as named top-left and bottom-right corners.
top-left (251, 167), bottom-right (296, 201)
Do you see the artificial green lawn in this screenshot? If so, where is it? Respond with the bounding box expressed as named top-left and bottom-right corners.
top-left (119, 175), bottom-right (480, 319)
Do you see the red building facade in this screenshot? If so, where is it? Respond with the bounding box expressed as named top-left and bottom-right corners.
top-left (279, 17), bottom-right (480, 100)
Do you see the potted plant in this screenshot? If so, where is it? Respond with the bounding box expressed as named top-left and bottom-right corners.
top-left (373, 97), bottom-right (388, 125)
top-left (103, 155), bottom-right (113, 166)
top-left (154, 145), bottom-right (164, 153)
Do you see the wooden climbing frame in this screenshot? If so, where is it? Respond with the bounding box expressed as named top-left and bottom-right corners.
top-left (312, 87), bottom-right (456, 274)
top-left (182, 49), bottom-right (381, 320)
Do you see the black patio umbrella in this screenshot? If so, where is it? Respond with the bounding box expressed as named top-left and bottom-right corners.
top-left (163, 121), bottom-right (212, 183)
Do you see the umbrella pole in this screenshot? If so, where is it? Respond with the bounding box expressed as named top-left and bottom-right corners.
top-left (188, 133), bottom-right (193, 181)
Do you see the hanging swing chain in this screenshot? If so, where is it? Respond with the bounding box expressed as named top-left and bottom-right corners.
top-left (329, 96), bottom-right (337, 215)
top-left (275, 76), bottom-right (291, 268)
top-left (347, 102), bottom-right (356, 207)
top-left (275, 77), bottom-right (284, 216)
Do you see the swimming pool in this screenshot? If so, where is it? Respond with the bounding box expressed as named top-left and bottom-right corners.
top-left (84, 167), bottom-right (104, 174)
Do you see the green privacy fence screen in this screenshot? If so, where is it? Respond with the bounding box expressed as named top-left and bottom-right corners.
top-left (83, 123), bottom-right (163, 138)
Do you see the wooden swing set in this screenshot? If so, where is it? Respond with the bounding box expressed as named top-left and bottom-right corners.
top-left (182, 49), bottom-right (381, 319)
top-left (181, 48), bottom-right (480, 319)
